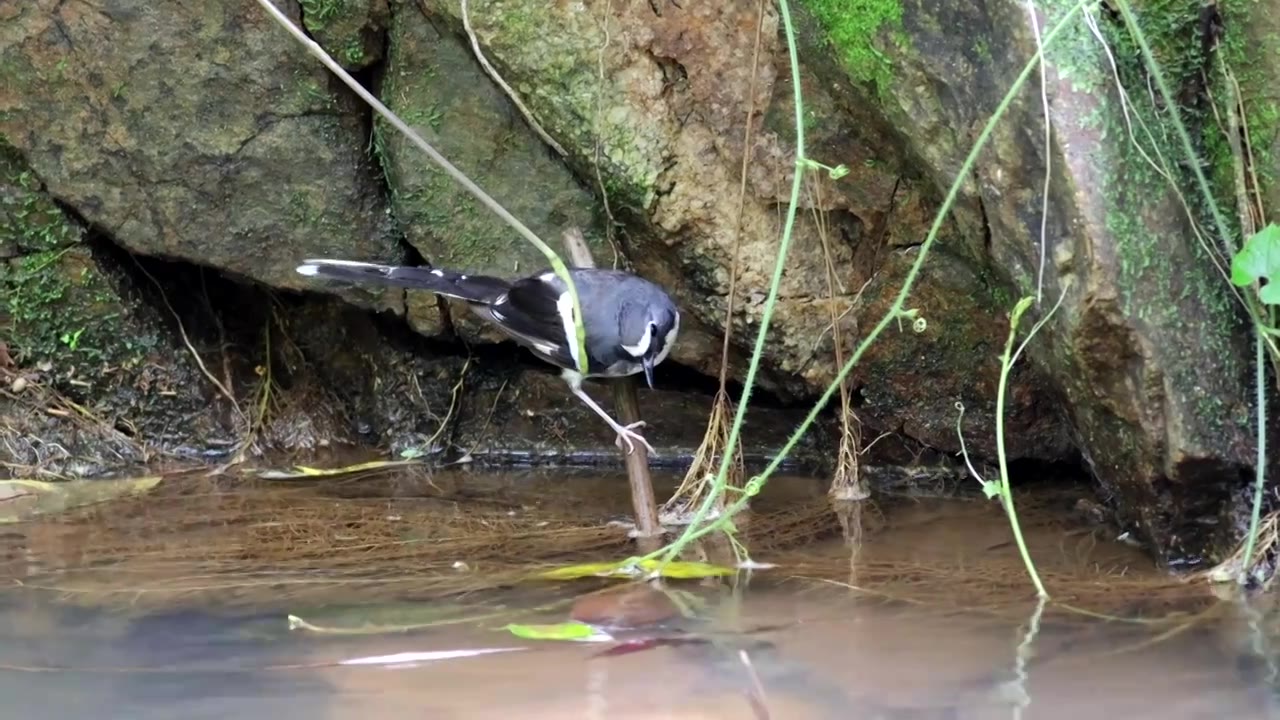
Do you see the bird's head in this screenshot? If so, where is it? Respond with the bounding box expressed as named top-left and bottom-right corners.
top-left (619, 298), bottom-right (680, 389)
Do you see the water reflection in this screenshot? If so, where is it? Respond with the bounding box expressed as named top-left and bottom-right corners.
top-left (0, 466), bottom-right (1275, 719)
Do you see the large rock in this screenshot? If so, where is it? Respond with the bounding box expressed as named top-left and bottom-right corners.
top-left (374, 2), bottom-right (607, 340)
top-left (803, 0), bottom-right (1256, 561)
top-left (0, 0), bottom-right (402, 311)
top-left (417, 0), bottom-right (1071, 461)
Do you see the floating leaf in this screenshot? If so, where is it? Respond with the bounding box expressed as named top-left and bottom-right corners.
top-left (257, 459), bottom-right (422, 479)
top-left (0, 476), bottom-right (161, 522)
top-left (537, 559), bottom-right (736, 581)
top-left (504, 621), bottom-right (611, 642)
top-left (1231, 223), bottom-right (1280, 304)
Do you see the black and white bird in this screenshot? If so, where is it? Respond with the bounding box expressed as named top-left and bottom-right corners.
top-left (294, 259), bottom-right (681, 454)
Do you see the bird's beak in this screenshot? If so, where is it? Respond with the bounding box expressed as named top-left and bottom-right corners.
top-left (642, 356), bottom-right (655, 389)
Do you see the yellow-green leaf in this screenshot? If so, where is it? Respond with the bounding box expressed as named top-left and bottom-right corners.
top-left (536, 559), bottom-right (736, 580)
top-left (257, 459), bottom-right (422, 479)
top-left (0, 476), bottom-right (161, 522)
top-left (504, 621), bottom-right (606, 641)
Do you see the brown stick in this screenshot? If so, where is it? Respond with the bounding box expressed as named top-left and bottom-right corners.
top-left (561, 229), bottom-right (663, 549)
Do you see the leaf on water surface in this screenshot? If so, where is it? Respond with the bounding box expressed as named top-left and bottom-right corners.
top-left (1231, 223), bottom-right (1280, 304)
top-left (537, 559), bottom-right (737, 580)
top-left (504, 621), bottom-right (613, 642)
top-left (0, 476), bottom-right (161, 522)
top-left (256, 459), bottom-right (423, 479)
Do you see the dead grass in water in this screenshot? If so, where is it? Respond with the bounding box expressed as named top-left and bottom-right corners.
top-left (1, 473), bottom-right (1218, 624)
top-left (5, 469), bottom-right (635, 609)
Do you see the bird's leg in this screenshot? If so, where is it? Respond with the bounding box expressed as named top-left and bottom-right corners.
top-left (564, 377), bottom-right (656, 456)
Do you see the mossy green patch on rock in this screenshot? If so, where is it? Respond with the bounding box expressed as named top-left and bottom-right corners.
top-left (1, 141), bottom-right (81, 257)
top-left (1, 146), bottom-right (157, 371)
top-left (802, 0), bottom-right (906, 99)
top-left (1212, 0), bottom-right (1280, 221)
top-left (299, 0), bottom-right (389, 70)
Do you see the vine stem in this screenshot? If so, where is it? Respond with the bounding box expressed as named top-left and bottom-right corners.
top-left (644, 0), bottom-right (1095, 566)
top-left (655, 0), bottom-right (807, 565)
top-left (997, 297), bottom-right (1048, 598)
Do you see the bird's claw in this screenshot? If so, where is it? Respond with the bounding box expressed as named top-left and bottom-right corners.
top-left (614, 421), bottom-right (655, 456)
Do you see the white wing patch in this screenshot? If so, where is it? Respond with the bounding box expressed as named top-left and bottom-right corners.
top-left (430, 269), bottom-right (444, 277)
top-left (554, 290), bottom-right (582, 369)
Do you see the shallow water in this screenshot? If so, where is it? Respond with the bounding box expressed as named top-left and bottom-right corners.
top-left (1, 465), bottom-right (1277, 719)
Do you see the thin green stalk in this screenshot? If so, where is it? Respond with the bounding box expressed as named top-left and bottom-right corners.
top-left (655, 0), bottom-right (809, 564)
top-left (252, 0), bottom-right (590, 375)
top-left (1241, 329), bottom-right (1268, 583)
top-left (644, 0), bottom-right (1095, 563)
top-left (997, 297), bottom-right (1048, 598)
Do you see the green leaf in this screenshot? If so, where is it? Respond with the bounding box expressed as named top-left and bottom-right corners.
top-left (504, 621), bottom-right (608, 642)
top-left (1231, 224), bottom-right (1280, 304)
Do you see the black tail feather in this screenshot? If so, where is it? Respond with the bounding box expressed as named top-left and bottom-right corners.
top-left (296, 259), bottom-right (510, 304)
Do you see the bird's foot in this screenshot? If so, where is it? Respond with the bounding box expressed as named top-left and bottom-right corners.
top-left (613, 420), bottom-right (655, 456)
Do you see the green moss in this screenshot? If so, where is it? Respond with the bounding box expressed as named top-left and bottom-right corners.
top-left (1208, 1), bottom-right (1280, 216)
top-left (1, 144), bottom-right (81, 255)
top-left (461, 0), bottom-right (659, 210)
top-left (0, 143), bottom-right (157, 370)
top-left (298, 0), bottom-right (385, 71)
top-left (803, 0), bottom-right (905, 99)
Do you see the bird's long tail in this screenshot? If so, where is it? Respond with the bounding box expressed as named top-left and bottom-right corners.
top-left (296, 258), bottom-right (510, 304)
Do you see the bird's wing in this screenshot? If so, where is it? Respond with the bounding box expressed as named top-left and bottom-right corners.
top-left (480, 274), bottom-right (580, 370)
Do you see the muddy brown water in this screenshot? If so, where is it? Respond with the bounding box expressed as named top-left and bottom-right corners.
top-left (0, 465), bottom-right (1277, 719)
